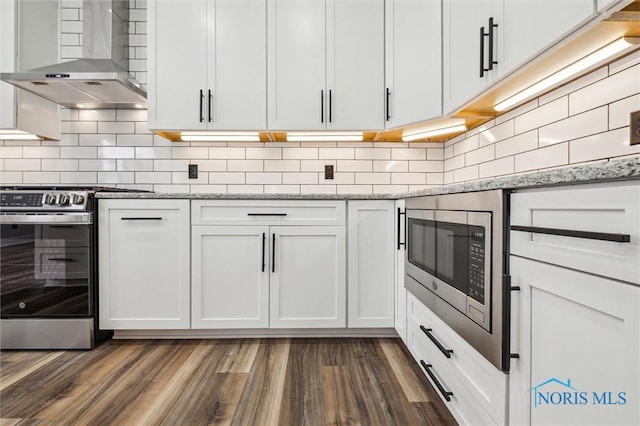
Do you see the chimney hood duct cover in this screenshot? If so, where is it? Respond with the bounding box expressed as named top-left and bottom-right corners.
top-left (1, 0), bottom-right (146, 109)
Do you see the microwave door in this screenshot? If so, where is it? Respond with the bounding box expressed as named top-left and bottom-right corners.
top-left (435, 221), bottom-right (469, 295)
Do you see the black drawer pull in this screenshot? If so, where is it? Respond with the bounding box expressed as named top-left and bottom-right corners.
top-left (510, 225), bottom-right (631, 243)
top-left (208, 89), bottom-right (213, 122)
top-left (386, 87), bottom-right (391, 121)
top-left (272, 233), bottom-right (276, 273)
top-left (199, 89), bottom-right (204, 123)
top-left (247, 213), bottom-right (288, 217)
top-left (49, 225), bottom-right (74, 228)
top-left (120, 217), bottom-right (163, 221)
top-left (420, 361), bottom-right (453, 402)
top-left (397, 208), bottom-right (406, 250)
top-left (49, 258), bottom-right (75, 262)
top-left (261, 232), bottom-right (266, 272)
top-left (420, 325), bottom-right (453, 358)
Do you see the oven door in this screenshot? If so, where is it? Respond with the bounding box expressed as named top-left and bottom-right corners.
top-left (0, 213), bottom-right (93, 318)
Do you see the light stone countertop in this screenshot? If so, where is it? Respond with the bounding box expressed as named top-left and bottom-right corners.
top-left (96, 156), bottom-right (640, 200)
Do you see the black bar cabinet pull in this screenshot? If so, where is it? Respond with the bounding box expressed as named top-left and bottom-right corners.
top-left (386, 88), bottom-right (391, 121)
top-left (199, 90), bottom-right (204, 122)
top-left (272, 233), bottom-right (276, 273)
top-left (420, 325), bottom-right (453, 358)
top-left (420, 361), bottom-right (453, 401)
top-left (510, 225), bottom-right (631, 243)
top-left (49, 258), bottom-right (74, 262)
top-left (261, 232), bottom-right (266, 272)
top-left (247, 213), bottom-right (288, 217)
top-left (208, 89), bottom-right (212, 122)
top-left (488, 17), bottom-right (498, 70)
top-left (49, 225), bottom-right (74, 228)
top-left (120, 217), bottom-right (163, 221)
top-left (329, 89), bottom-right (332, 123)
top-left (397, 208), bottom-right (406, 250)
top-left (480, 26), bottom-right (486, 77)
top-left (321, 90), bottom-right (324, 123)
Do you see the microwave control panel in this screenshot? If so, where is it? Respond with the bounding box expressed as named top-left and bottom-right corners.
top-left (468, 225), bottom-right (486, 304)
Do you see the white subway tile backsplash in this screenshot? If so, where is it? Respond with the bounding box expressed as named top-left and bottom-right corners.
top-left (426, 147), bottom-right (444, 160)
top-left (98, 147), bottom-right (135, 159)
top-left (465, 145), bottom-right (494, 166)
top-left (61, 33), bottom-right (80, 46)
top-left (264, 160), bottom-right (300, 172)
top-left (117, 134), bottom-right (153, 147)
top-left (538, 107), bottom-right (608, 147)
top-left (391, 148), bottom-right (427, 160)
top-left (282, 173), bottom-right (318, 184)
top-left (374, 185), bottom-right (408, 194)
top-left (495, 130), bottom-right (538, 159)
top-left (227, 160), bottom-right (263, 172)
top-left (247, 172), bottom-right (282, 184)
top-left (479, 121), bottom-right (514, 146)
top-left (495, 99), bottom-right (538, 125)
top-left (79, 134), bottom-right (116, 146)
top-left (172, 147), bottom-right (209, 159)
top-left (444, 145), bottom-right (454, 160)
top-left (79, 110), bottom-right (116, 121)
top-left (23, 172), bottom-right (59, 184)
top-left (209, 147), bottom-right (244, 159)
top-left (319, 148), bottom-right (355, 160)
top-left (196, 160), bottom-right (227, 172)
top-left (336, 160), bottom-right (372, 172)
top-left (60, 8), bottom-right (79, 20)
top-left (355, 148), bottom-right (390, 160)
top-left (453, 165), bottom-right (479, 182)
top-left (189, 185), bottom-right (227, 194)
top-left (5, 159), bottom-right (40, 171)
top-left (134, 172), bottom-right (171, 184)
top-left (116, 109), bottom-right (148, 122)
top-left (426, 173), bottom-right (444, 185)
top-left (264, 185), bottom-right (300, 194)
top-left (65, 121), bottom-right (98, 134)
top-left (355, 173), bottom-right (390, 185)
top-left (0, 147), bottom-right (23, 158)
top-left (152, 184), bottom-right (189, 193)
top-left (209, 172), bottom-right (245, 184)
top-left (61, 46), bottom-right (82, 58)
top-left (514, 97), bottom-right (568, 134)
top-left (301, 185), bottom-right (336, 194)
top-left (78, 159), bottom-right (116, 171)
top-left (609, 94), bottom-right (640, 130)
top-left (515, 143), bottom-right (568, 172)
top-left (60, 172), bottom-right (97, 184)
top-left (172, 171), bottom-right (208, 185)
top-left (453, 135), bottom-right (479, 156)
top-left (570, 65), bottom-right (640, 116)
top-left (136, 147), bottom-right (172, 159)
top-left (391, 173), bottom-right (426, 185)
top-left (283, 148), bottom-right (318, 160)
top-left (466, 120), bottom-right (495, 138)
top-left (98, 122), bottom-right (135, 134)
top-left (98, 172), bottom-right (134, 184)
top-left (337, 185), bottom-right (372, 195)
top-left (227, 185), bottom-right (263, 194)
top-left (117, 159), bottom-right (153, 171)
top-left (569, 127), bottom-right (639, 163)
top-left (443, 171), bottom-right (454, 185)
top-left (41, 159), bottom-right (78, 171)
top-left (0, 172), bottom-right (22, 183)
top-left (246, 147), bottom-right (281, 160)
top-left (479, 157), bottom-right (514, 178)
top-left (373, 160), bottom-right (408, 173)
top-left (321, 172), bottom-right (354, 185)
top-left (408, 160), bottom-right (442, 173)
top-left (444, 155), bottom-right (464, 172)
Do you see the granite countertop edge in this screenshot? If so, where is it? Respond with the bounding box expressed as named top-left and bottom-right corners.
top-left (96, 156), bottom-right (640, 200)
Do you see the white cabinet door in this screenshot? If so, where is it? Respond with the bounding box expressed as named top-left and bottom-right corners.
top-left (191, 226), bottom-right (269, 328)
top-left (327, 0), bottom-right (384, 130)
top-left (385, 0), bottom-right (441, 128)
top-left (148, 0), bottom-right (208, 130)
top-left (509, 256), bottom-right (640, 426)
top-left (347, 201), bottom-right (394, 328)
top-left (498, 0), bottom-right (595, 79)
top-left (99, 200), bottom-right (191, 329)
top-left (267, 0), bottom-right (326, 130)
top-left (270, 226), bottom-right (346, 328)
top-left (443, 0), bottom-right (495, 114)
top-left (395, 199), bottom-right (407, 342)
top-left (208, 0), bottom-right (267, 130)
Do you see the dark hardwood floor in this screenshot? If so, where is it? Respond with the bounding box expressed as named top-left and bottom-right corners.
top-left (0, 338), bottom-right (457, 425)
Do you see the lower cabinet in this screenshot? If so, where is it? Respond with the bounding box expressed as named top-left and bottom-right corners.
top-left (98, 199), bottom-right (191, 329)
top-left (347, 200), bottom-right (395, 328)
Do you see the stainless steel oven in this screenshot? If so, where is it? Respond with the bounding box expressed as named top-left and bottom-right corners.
top-left (405, 189), bottom-right (509, 371)
top-left (0, 187), bottom-right (113, 349)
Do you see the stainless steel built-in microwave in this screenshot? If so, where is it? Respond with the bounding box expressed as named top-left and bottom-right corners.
top-left (404, 189), bottom-right (509, 371)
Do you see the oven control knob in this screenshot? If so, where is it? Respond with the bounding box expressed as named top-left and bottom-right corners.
top-left (43, 193), bottom-right (56, 205)
top-left (58, 194), bottom-right (70, 206)
top-left (70, 194), bottom-right (85, 205)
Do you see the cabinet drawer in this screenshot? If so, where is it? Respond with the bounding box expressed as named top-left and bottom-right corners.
top-left (191, 200), bottom-right (346, 226)
top-left (510, 181), bottom-right (640, 284)
top-left (407, 293), bottom-right (507, 424)
top-left (407, 318), bottom-right (497, 426)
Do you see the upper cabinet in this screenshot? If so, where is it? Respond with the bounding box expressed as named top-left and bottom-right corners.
top-left (385, 0), bottom-right (441, 128)
top-left (443, 0), bottom-right (596, 115)
top-left (148, 0), bottom-right (266, 131)
top-left (267, 0), bottom-right (384, 131)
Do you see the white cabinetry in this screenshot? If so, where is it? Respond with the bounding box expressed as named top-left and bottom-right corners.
top-left (406, 292), bottom-right (508, 425)
top-left (347, 201), bottom-right (394, 328)
top-left (443, 0), bottom-right (595, 114)
top-left (267, 0), bottom-right (384, 130)
top-left (384, 0), bottom-right (441, 128)
top-left (509, 181), bottom-right (640, 426)
top-left (395, 200), bottom-right (407, 342)
top-left (148, 0), bottom-right (266, 130)
top-left (191, 200), bottom-right (346, 329)
top-left (98, 200), bottom-right (191, 329)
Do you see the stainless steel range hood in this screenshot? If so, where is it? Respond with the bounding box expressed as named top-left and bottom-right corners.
top-left (1, 0), bottom-right (146, 109)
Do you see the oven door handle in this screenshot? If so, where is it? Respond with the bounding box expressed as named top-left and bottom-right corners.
top-left (0, 213), bottom-right (92, 225)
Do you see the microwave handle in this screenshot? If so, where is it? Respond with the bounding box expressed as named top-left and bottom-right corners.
top-left (510, 225), bottom-right (630, 243)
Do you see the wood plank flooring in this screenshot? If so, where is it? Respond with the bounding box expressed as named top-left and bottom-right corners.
top-left (0, 338), bottom-right (457, 425)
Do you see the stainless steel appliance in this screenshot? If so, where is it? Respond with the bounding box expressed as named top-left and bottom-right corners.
top-left (405, 189), bottom-right (509, 371)
top-left (0, 187), bottom-right (116, 349)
